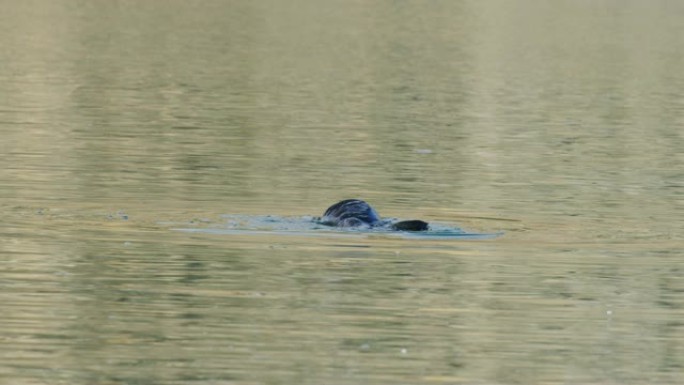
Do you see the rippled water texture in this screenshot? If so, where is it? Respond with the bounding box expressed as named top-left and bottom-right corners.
top-left (2, 1), bottom-right (683, 384)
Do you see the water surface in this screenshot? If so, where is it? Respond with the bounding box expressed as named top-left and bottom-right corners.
top-left (2, 1), bottom-right (683, 384)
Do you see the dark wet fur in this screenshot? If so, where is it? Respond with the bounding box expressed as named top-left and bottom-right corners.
top-left (320, 199), bottom-right (428, 231)
top-left (320, 199), bottom-right (381, 228)
top-left (390, 219), bottom-right (429, 232)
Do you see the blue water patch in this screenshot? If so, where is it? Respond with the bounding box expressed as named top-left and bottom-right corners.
top-left (170, 215), bottom-right (502, 240)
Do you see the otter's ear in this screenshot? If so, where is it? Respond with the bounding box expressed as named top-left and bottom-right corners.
top-left (391, 220), bottom-right (429, 231)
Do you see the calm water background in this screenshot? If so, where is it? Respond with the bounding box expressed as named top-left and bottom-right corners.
top-left (2, 1), bottom-right (683, 384)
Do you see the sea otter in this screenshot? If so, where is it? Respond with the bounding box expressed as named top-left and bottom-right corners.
top-left (318, 199), bottom-right (429, 231)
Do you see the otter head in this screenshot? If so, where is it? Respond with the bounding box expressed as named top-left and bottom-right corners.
top-left (320, 199), bottom-right (381, 227)
top-left (320, 199), bottom-right (429, 231)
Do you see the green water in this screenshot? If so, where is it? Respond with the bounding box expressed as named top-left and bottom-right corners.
top-left (2, 1), bottom-right (682, 384)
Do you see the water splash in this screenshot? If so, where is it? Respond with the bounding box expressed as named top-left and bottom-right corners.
top-left (170, 214), bottom-right (502, 240)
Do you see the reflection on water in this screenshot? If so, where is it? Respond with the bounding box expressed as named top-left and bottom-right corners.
top-left (1, 0), bottom-right (683, 384)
